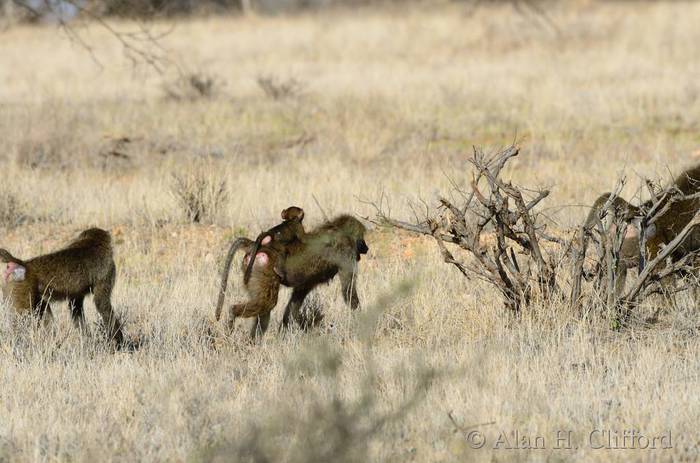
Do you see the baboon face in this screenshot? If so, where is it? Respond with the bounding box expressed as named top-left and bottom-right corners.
top-left (356, 238), bottom-right (369, 259)
top-left (348, 220), bottom-right (369, 259)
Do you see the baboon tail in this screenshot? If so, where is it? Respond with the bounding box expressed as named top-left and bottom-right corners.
top-left (0, 248), bottom-right (23, 265)
top-left (215, 237), bottom-right (254, 321)
top-left (243, 236), bottom-right (263, 286)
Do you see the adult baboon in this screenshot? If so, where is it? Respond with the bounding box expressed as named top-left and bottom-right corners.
top-left (0, 228), bottom-right (124, 345)
top-left (216, 214), bottom-right (369, 338)
top-left (243, 206), bottom-right (306, 285)
top-left (260, 214), bottom-right (369, 334)
top-left (585, 164), bottom-right (700, 294)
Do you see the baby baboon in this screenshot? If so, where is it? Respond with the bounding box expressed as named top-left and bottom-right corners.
top-left (0, 228), bottom-right (124, 345)
top-left (215, 237), bottom-right (282, 336)
top-left (585, 164), bottom-right (700, 294)
top-left (216, 215), bottom-right (369, 339)
top-left (243, 206), bottom-right (306, 285)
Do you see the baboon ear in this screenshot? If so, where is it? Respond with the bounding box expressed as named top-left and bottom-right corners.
top-left (4, 262), bottom-right (26, 283)
top-left (261, 235), bottom-right (272, 245)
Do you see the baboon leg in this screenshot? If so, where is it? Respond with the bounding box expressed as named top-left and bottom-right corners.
top-left (228, 301), bottom-right (275, 334)
top-left (93, 265), bottom-right (124, 346)
top-left (614, 266), bottom-right (628, 298)
top-left (281, 287), bottom-right (311, 330)
top-left (69, 295), bottom-right (87, 333)
top-left (227, 304), bottom-right (240, 333)
top-left (339, 268), bottom-right (360, 310)
top-left (250, 313), bottom-right (271, 340)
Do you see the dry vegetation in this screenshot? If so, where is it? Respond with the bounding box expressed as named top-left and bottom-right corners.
top-left (1, 1), bottom-right (700, 461)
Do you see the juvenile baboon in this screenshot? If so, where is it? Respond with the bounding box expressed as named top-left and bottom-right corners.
top-left (0, 228), bottom-right (124, 345)
top-left (585, 164), bottom-right (700, 294)
top-left (243, 206), bottom-right (306, 285)
top-left (215, 237), bottom-right (282, 336)
top-left (216, 215), bottom-right (369, 338)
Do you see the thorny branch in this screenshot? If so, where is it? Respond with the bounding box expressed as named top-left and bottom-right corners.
top-left (574, 178), bottom-right (700, 324)
top-left (369, 142), bottom-right (700, 321)
top-left (369, 145), bottom-right (558, 313)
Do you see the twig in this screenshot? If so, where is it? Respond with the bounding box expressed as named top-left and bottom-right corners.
top-left (312, 194), bottom-right (330, 222)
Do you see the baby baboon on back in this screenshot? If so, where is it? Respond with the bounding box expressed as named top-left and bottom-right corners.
top-left (0, 228), bottom-right (124, 346)
top-left (243, 206), bottom-right (306, 285)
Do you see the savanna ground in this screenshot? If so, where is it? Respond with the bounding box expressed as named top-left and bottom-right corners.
top-left (1, 1), bottom-right (700, 461)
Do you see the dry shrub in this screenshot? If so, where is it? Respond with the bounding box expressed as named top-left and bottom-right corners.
top-left (256, 74), bottom-right (305, 100)
top-left (170, 166), bottom-right (228, 224)
top-left (0, 189), bottom-right (29, 228)
top-left (15, 134), bottom-right (71, 170)
top-left (163, 72), bottom-right (223, 101)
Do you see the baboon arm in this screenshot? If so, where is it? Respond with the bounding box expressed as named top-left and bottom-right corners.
top-left (215, 237), bottom-right (254, 321)
top-left (339, 268), bottom-right (360, 310)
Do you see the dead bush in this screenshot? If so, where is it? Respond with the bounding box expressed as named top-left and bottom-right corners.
top-left (163, 72), bottom-right (223, 101)
top-left (170, 167), bottom-right (228, 224)
top-left (0, 189), bottom-right (29, 228)
top-left (373, 145), bottom-right (560, 313)
top-left (373, 145), bottom-right (700, 325)
top-left (256, 74), bottom-right (305, 100)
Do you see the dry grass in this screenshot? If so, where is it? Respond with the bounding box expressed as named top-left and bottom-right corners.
top-left (1, 1), bottom-right (700, 460)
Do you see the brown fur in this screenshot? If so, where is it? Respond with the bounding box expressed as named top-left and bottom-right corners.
top-left (585, 164), bottom-right (700, 295)
top-left (215, 237), bottom-right (282, 337)
top-left (216, 215), bottom-right (369, 339)
top-left (243, 206), bottom-right (306, 285)
top-left (262, 214), bottom-right (369, 334)
top-left (0, 228), bottom-right (124, 345)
